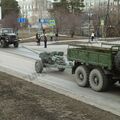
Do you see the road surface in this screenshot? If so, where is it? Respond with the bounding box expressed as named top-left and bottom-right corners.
top-left (0, 42), bottom-right (120, 116)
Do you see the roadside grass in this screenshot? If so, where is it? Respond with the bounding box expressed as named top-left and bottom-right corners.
top-left (18, 28), bottom-right (37, 40)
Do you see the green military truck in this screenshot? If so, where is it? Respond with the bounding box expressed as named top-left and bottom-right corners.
top-left (67, 44), bottom-right (120, 92)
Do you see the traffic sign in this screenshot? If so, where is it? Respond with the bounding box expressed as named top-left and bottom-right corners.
top-left (39, 18), bottom-right (56, 27)
top-left (49, 19), bottom-right (56, 26)
top-left (18, 18), bottom-right (26, 23)
top-left (40, 19), bottom-right (49, 24)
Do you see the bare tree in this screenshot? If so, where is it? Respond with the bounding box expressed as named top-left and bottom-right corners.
top-left (92, 1), bottom-right (120, 37)
top-left (50, 6), bottom-right (83, 36)
top-left (2, 12), bottom-right (20, 30)
top-left (49, 0), bottom-right (84, 36)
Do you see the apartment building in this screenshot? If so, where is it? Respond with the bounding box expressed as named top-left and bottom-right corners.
top-left (84, 0), bottom-right (115, 8)
top-left (18, 0), bottom-right (50, 24)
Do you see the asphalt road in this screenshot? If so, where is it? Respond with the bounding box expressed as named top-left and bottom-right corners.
top-left (0, 42), bottom-right (120, 116)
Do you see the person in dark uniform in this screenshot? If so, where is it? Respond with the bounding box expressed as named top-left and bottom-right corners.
top-left (36, 33), bottom-right (41, 45)
top-left (44, 34), bottom-right (47, 48)
top-left (55, 32), bottom-right (58, 41)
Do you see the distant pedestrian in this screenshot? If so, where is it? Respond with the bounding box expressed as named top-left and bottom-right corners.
top-left (36, 33), bottom-right (41, 45)
top-left (43, 29), bottom-right (45, 34)
top-left (70, 30), bottom-right (75, 38)
top-left (50, 36), bottom-right (53, 41)
top-left (55, 32), bottom-right (58, 41)
top-left (44, 34), bottom-right (47, 48)
top-left (91, 32), bottom-right (95, 41)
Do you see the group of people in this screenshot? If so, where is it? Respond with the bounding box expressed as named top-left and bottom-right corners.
top-left (36, 30), bottom-right (96, 47)
top-left (36, 30), bottom-right (58, 48)
top-left (36, 33), bottom-right (47, 48)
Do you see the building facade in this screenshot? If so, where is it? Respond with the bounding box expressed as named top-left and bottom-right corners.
top-left (84, 0), bottom-right (115, 9)
top-left (18, 0), bottom-right (51, 24)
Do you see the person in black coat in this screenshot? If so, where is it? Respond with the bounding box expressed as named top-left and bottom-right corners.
top-left (55, 32), bottom-right (58, 41)
top-left (44, 34), bottom-right (47, 48)
top-left (36, 33), bottom-right (41, 45)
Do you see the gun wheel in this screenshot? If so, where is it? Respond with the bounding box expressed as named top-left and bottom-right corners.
top-left (35, 60), bottom-right (43, 73)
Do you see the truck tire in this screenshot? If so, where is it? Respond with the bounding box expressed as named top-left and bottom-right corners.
top-left (58, 68), bottom-right (65, 72)
top-left (75, 65), bottom-right (89, 87)
top-left (14, 42), bottom-right (19, 48)
top-left (115, 51), bottom-right (120, 71)
top-left (89, 68), bottom-right (108, 92)
top-left (1, 40), bottom-right (7, 48)
top-left (35, 60), bottom-right (43, 73)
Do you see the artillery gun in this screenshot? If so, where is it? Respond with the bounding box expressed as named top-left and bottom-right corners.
top-left (35, 51), bottom-right (72, 73)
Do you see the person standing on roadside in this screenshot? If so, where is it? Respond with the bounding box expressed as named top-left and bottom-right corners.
top-left (36, 33), bottom-right (41, 45)
top-left (55, 32), bottom-right (58, 41)
top-left (44, 34), bottom-right (47, 48)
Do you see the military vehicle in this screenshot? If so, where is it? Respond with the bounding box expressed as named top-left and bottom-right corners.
top-left (0, 28), bottom-right (19, 48)
top-left (67, 44), bottom-right (120, 92)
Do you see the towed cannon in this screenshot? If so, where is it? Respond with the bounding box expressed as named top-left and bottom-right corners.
top-left (34, 43), bottom-right (120, 92)
top-left (35, 51), bottom-right (73, 73)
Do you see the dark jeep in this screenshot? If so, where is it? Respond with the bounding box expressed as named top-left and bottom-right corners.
top-left (0, 28), bottom-right (19, 48)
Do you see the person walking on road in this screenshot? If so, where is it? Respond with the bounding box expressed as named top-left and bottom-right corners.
top-left (91, 32), bottom-right (95, 41)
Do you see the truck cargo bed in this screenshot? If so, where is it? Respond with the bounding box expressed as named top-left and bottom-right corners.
top-left (67, 44), bottom-right (118, 70)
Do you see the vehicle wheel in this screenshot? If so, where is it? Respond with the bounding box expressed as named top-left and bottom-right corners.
top-left (114, 51), bottom-right (120, 71)
top-left (14, 42), bottom-right (19, 48)
top-left (1, 40), bottom-right (6, 48)
top-left (89, 68), bottom-right (108, 92)
top-left (35, 60), bottom-right (43, 73)
top-left (109, 79), bottom-right (117, 86)
top-left (58, 68), bottom-right (65, 72)
top-left (75, 65), bottom-right (89, 87)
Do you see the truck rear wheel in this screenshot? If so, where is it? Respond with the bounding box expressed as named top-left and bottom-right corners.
top-left (14, 42), bottom-right (19, 48)
top-left (89, 68), bottom-right (108, 92)
top-left (35, 60), bottom-right (43, 73)
top-left (115, 51), bottom-right (120, 71)
top-left (75, 65), bottom-right (89, 87)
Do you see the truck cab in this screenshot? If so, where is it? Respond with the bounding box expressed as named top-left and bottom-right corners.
top-left (0, 28), bottom-right (19, 48)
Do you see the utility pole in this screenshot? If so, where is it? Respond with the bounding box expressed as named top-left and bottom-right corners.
top-left (117, 0), bottom-right (120, 24)
top-left (88, 0), bottom-right (92, 41)
top-left (0, 0), bottom-right (2, 20)
top-left (104, 0), bottom-right (110, 37)
top-left (106, 0), bottom-right (110, 24)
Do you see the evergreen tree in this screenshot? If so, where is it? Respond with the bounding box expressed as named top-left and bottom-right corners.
top-left (1, 0), bottom-right (20, 18)
top-left (53, 0), bottom-right (84, 14)
top-left (68, 0), bottom-right (85, 14)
